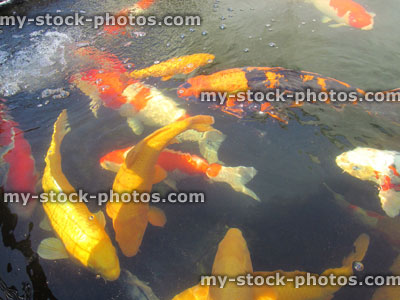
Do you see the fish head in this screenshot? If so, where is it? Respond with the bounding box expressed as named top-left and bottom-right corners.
top-left (336, 147), bottom-right (389, 181)
top-left (89, 238), bottom-right (121, 281)
top-left (348, 10), bottom-right (374, 30)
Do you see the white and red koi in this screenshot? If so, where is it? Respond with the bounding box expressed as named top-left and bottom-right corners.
top-left (0, 99), bottom-right (38, 217)
top-left (336, 147), bottom-right (400, 217)
top-left (100, 146), bottom-right (259, 201)
top-left (307, 0), bottom-right (375, 30)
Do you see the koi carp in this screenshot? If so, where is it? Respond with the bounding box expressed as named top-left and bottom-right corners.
top-left (336, 147), bottom-right (400, 217)
top-left (0, 99), bottom-right (38, 217)
top-left (103, 0), bottom-right (157, 35)
top-left (100, 146), bottom-right (259, 201)
top-left (129, 53), bottom-right (215, 81)
top-left (177, 67), bottom-right (364, 123)
top-left (172, 228), bottom-right (369, 300)
top-left (306, 0), bottom-right (375, 30)
top-left (108, 115), bottom-right (215, 257)
top-left (325, 183), bottom-right (400, 251)
top-left (37, 110), bottom-right (120, 281)
top-left (71, 48), bottom-right (225, 164)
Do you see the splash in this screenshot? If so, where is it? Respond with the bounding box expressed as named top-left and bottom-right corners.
top-left (0, 31), bottom-right (73, 97)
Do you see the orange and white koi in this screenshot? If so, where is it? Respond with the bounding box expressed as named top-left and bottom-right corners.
top-left (129, 53), bottom-right (215, 81)
top-left (38, 110), bottom-right (120, 281)
top-left (336, 147), bottom-right (400, 217)
top-left (306, 0), bottom-right (375, 30)
top-left (100, 146), bottom-right (259, 201)
top-left (0, 99), bottom-right (38, 217)
top-left (108, 115), bottom-right (215, 257)
top-left (172, 228), bottom-right (369, 300)
top-left (71, 48), bottom-right (225, 164)
top-left (103, 0), bottom-right (157, 35)
top-left (177, 67), bottom-right (364, 123)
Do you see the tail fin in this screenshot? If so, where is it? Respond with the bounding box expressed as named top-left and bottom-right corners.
top-left (199, 130), bottom-right (226, 164)
top-left (53, 110), bottom-right (71, 146)
top-left (209, 166), bottom-right (260, 201)
top-left (323, 233), bottom-right (370, 277)
top-left (379, 189), bottom-right (400, 218)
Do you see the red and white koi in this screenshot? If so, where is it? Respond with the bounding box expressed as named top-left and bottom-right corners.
top-left (100, 146), bottom-right (259, 201)
top-left (336, 147), bottom-right (400, 217)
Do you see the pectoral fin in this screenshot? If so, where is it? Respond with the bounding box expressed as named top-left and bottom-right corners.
top-left (37, 237), bottom-right (69, 260)
top-left (329, 23), bottom-right (347, 28)
top-left (321, 16), bottom-right (332, 23)
top-left (94, 210), bottom-right (106, 228)
top-left (163, 176), bottom-right (178, 191)
top-left (148, 206), bottom-right (167, 227)
top-left (39, 216), bottom-right (53, 231)
top-left (127, 117), bottom-right (144, 135)
top-left (153, 165), bottom-right (167, 184)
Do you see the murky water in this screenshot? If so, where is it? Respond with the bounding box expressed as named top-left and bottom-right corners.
top-left (1, 0), bottom-right (400, 299)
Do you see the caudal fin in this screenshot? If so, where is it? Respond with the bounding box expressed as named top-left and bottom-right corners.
top-left (323, 233), bottom-right (370, 277)
top-left (209, 166), bottom-right (259, 201)
top-left (199, 130), bottom-right (226, 164)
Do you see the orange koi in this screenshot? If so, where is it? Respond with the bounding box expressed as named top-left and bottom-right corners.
top-left (177, 67), bottom-right (363, 123)
top-left (129, 53), bottom-right (215, 81)
top-left (0, 99), bottom-right (38, 217)
top-left (307, 0), bottom-right (375, 30)
top-left (100, 146), bottom-right (259, 201)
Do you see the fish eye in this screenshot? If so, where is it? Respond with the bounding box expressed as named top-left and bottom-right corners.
top-left (89, 215), bottom-right (94, 221)
top-left (178, 89), bottom-right (184, 94)
top-left (353, 166), bottom-right (361, 171)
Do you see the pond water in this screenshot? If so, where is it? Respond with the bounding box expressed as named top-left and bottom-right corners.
top-left (1, 0), bottom-right (400, 299)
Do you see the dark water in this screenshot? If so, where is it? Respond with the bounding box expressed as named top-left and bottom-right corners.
top-left (1, 0), bottom-right (400, 299)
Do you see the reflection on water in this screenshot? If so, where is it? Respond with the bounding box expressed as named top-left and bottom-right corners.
top-left (1, 0), bottom-right (400, 299)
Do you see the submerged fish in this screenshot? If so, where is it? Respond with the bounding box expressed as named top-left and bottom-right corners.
top-left (129, 53), bottom-right (215, 81)
top-left (71, 49), bottom-right (225, 163)
top-left (325, 183), bottom-right (400, 252)
top-left (108, 115), bottom-right (215, 257)
top-left (336, 147), bottom-right (400, 218)
top-left (371, 254), bottom-right (400, 300)
top-left (38, 110), bottom-right (120, 281)
top-left (177, 67), bottom-right (364, 123)
top-left (172, 228), bottom-right (369, 300)
top-left (103, 0), bottom-right (157, 35)
top-left (306, 0), bottom-right (375, 30)
top-left (0, 99), bottom-right (38, 217)
top-left (100, 146), bottom-right (259, 201)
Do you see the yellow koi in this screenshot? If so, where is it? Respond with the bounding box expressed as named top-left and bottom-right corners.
top-left (129, 53), bottom-right (215, 81)
top-left (107, 115), bottom-right (215, 257)
top-left (37, 110), bottom-right (120, 281)
top-left (172, 228), bottom-right (369, 300)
